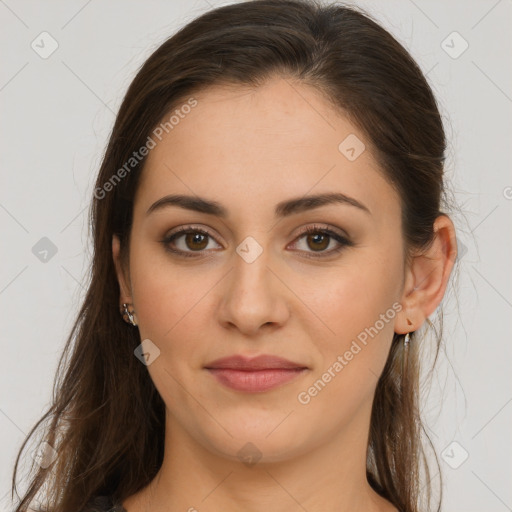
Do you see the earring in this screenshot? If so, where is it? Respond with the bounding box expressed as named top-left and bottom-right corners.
top-left (121, 303), bottom-right (138, 326)
top-left (404, 317), bottom-right (413, 348)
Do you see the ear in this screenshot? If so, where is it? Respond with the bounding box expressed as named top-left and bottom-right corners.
top-left (112, 234), bottom-right (133, 305)
top-left (395, 214), bottom-right (457, 334)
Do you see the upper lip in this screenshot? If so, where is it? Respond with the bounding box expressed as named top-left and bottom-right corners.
top-left (204, 354), bottom-right (308, 370)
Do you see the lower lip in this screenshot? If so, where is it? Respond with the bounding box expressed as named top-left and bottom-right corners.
top-left (206, 368), bottom-right (307, 392)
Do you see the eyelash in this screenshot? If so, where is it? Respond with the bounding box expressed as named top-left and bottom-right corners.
top-left (160, 224), bottom-right (353, 259)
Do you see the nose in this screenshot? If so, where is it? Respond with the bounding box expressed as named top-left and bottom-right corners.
top-left (217, 243), bottom-right (290, 337)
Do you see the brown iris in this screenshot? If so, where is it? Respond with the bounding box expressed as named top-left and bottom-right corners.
top-left (306, 232), bottom-right (329, 251)
top-left (185, 232), bottom-right (209, 251)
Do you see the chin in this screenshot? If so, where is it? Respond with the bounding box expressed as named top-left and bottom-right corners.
top-left (197, 417), bottom-right (315, 464)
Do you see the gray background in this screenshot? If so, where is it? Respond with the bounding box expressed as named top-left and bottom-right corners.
top-left (1, 1), bottom-right (511, 511)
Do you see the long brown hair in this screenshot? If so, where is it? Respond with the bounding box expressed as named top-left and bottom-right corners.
top-left (12, 1), bottom-right (449, 511)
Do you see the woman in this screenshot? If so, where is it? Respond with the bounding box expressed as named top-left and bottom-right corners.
top-left (12, 1), bottom-right (458, 511)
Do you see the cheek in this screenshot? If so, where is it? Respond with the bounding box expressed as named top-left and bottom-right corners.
top-left (295, 285), bottom-right (399, 423)
top-left (306, 256), bottom-right (401, 339)
top-left (302, 249), bottom-right (403, 385)
top-left (129, 247), bottom-right (215, 361)
top-left (129, 257), bottom-right (211, 408)
top-left (129, 246), bottom-right (182, 340)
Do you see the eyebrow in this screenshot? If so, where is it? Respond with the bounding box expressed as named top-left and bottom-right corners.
top-left (146, 192), bottom-right (371, 218)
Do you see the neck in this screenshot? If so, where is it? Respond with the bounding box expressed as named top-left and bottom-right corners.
top-left (124, 405), bottom-right (397, 512)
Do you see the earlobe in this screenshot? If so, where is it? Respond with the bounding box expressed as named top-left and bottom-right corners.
top-left (395, 214), bottom-right (457, 334)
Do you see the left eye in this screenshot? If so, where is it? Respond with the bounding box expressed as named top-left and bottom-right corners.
top-left (161, 224), bottom-right (352, 258)
top-left (288, 225), bottom-right (353, 258)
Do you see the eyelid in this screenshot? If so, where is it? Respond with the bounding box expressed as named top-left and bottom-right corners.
top-left (164, 224), bottom-right (219, 241)
top-left (292, 223), bottom-right (350, 241)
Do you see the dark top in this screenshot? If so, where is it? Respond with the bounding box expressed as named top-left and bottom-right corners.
top-left (82, 495), bottom-right (127, 512)
top-left (84, 494), bottom-right (403, 512)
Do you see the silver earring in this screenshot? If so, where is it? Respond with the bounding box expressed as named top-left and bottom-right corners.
top-left (402, 332), bottom-right (412, 374)
top-left (121, 303), bottom-right (137, 326)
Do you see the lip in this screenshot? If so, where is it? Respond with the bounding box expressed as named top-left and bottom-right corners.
top-left (204, 354), bottom-right (307, 370)
top-left (204, 355), bottom-right (308, 393)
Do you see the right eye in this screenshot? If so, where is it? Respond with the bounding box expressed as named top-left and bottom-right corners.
top-left (161, 226), bottom-right (222, 258)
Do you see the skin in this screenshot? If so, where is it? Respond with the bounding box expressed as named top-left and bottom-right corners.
top-left (113, 76), bottom-right (457, 512)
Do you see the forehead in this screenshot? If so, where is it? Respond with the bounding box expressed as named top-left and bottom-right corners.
top-left (135, 77), bottom-right (399, 222)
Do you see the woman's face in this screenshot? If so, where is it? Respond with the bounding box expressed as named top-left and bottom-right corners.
top-left (114, 77), bottom-right (409, 464)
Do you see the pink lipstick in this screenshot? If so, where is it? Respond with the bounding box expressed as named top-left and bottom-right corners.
top-left (204, 354), bottom-right (308, 393)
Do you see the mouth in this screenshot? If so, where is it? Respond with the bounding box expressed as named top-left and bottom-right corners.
top-left (204, 354), bottom-right (309, 393)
